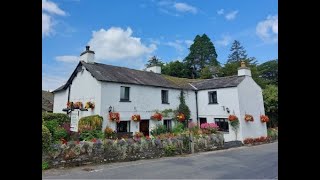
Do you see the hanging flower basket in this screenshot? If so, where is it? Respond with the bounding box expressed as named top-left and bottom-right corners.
top-left (109, 112), bottom-right (120, 123)
top-left (176, 113), bottom-right (186, 122)
top-left (228, 115), bottom-right (238, 122)
top-left (260, 115), bottom-right (269, 123)
top-left (151, 112), bottom-right (162, 121)
top-left (85, 101), bottom-right (95, 110)
top-left (73, 102), bottom-right (83, 109)
top-left (66, 101), bottom-right (73, 109)
top-left (131, 114), bottom-right (141, 122)
top-left (244, 114), bottom-right (254, 122)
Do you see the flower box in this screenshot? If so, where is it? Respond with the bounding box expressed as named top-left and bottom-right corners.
top-left (131, 114), bottom-right (141, 122)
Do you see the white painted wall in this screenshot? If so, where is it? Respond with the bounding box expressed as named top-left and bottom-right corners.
top-left (145, 66), bottom-right (161, 74)
top-left (197, 87), bottom-right (241, 142)
top-left (100, 82), bottom-right (197, 133)
top-left (237, 77), bottom-right (267, 139)
top-left (53, 89), bottom-right (68, 113)
top-left (53, 68), bottom-right (102, 121)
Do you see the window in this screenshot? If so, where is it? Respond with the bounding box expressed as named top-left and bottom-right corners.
top-left (214, 118), bottom-right (229, 132)
top-left (161, 90), bottom-right (169, 104)
top-left (120, 86), bottom-right (130, 101)
top-left (117, 121), bottom-right (130, 132)
top-left (200, 118), bottom-right (207, 127)
top-left (164, 119), bottom-right (172, 131)
top-left (208, 91), bottom-right (218, 104)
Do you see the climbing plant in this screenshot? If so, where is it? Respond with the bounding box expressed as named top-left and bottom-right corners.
top-left (175, 91), bottom-right (191, 126)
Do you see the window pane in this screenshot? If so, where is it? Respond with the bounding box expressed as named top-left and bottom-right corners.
top-left (125, 87), bottom-right (130, 99)
top-left (213, 91), bottom-right (217, 103)
top-left (120, 87), bottom-right (125, 99)
top-left (208, 92), bottom-right (213, 103)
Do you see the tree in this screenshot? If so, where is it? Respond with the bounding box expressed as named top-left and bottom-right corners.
top-left (257, 59), bottom-right (278, 86)
top-left (184, 34), bottom-right (219, 78)
top-left (161, 60), bottom-right (190, 78)
top-left (176, 91), bottom-right (191, 129)
top-left (200, 65), bottom-right (221, 79)
top-left (146, 56), bottom-right (163, 67)
top-left (263, 85), bottom-right (278, 127)
top-left (227, 40), bottom-right (248, 63)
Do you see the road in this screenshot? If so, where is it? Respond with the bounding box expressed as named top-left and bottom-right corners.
top-left (43, 142), bottom-right (278, 179)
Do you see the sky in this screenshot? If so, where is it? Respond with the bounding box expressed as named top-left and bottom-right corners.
top-left (42, 0), bottom-right (278, 91)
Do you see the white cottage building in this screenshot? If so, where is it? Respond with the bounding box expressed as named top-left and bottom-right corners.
top-left (53, 46), bottom-right (267, 142)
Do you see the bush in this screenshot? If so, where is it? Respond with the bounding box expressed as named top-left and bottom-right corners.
top-left (150, 124), bottom-right (168, 136)
top-left (79, 130), bottom-right (104, 141)
top-left (267, 128), bottom-right (278, 140)
top-left (53, 128), bottom-right (68, 141)
top-left (42, 112), bottom-right (69, 125)
top-left (42, 161), bottom-right (49, 170)
top-left (42, 125), bottom-right (52, 151)
top-left (172, 122), bottom-right (185, 135)
top-left (104, 126), bottom-right (115, 139)
top-left (78, 115), bottom-right (103, 133)
top-left (44, 120), bottom-right (59, 135)
top-left (200, 123), bottom-right (219, 134)
top-left (164, 145), bottom-right (176, 156)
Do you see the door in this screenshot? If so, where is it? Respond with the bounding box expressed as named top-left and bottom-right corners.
top-left (139, 120), bottom-right (149, 136)
top-left (164, 119), bottom-right (172, 132)
top-left (200, 118), bottom-right (207, 127)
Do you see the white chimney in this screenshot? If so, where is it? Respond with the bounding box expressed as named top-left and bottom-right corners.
top-left (80, 46), bottom-right (95, 63)
top-left (238, 61), bottom-right (251, 76)
top-left (145, 66), bottom-right (161, 74)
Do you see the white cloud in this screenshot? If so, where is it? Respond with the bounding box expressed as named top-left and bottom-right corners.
top-left (184, 40), bottom-right (193, 46)
top-left (217, 9), bottom-right (224, 15)
top-left (42, 0), bottom-right (66, 15)
top-left (55, 55), bottom-right (79, 63)
top-left (42, 74), bottom-right (67, 92)
top-left (88, 27), bottom-right (156, 61)
top-left (225, 10), bottom-right (238, 20)
top-left (166, 41), bottom-right (184, 52)
top-left (256, 15), bottom-right (278, 43)
top-left (215, 35), bottom-right (232, 46)
top-left (174, 2), bottom-right (197, 14)
top-left (42, 0), bottom-right (66, 37)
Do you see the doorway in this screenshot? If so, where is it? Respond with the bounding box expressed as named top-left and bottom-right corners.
top-left (139, 120), bottom-right (149, 136)
top-left (200, 118), bottom-right (207, 127)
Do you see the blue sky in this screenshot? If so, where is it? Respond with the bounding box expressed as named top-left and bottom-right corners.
top-left (42, 0), bottom-right (278, 91)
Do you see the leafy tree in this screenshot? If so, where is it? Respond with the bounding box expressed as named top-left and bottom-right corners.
top-left (161, 60), bottom-right (190, 78)
top-left (146, 56), bottom-right (163, 67)
top-left (257, 59), bottom-right (278, 86)
top-left (184, 34), bottom-right (219, 78)
top-left (200, 65), bottom-right (221, 79)
top-left (263, 85), bottom-right (278, 127)
top-left (227, 40), bottom-right (248, 63)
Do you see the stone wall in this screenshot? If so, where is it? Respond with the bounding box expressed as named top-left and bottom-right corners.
top-left (43, 133), bottom-right (224, 168)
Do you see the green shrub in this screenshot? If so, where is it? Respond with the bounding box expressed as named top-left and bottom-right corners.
top-left (172, 122), bottom-right (185, 135)
top-left (44, 120), bottom-right (59, 136)
top-left (53, 128), bottom-right (68, 141)
top-left (267, 128), bottom-right (278, 140)
top-left (79, 130), bottom-right (104, 141)
top-left (164, 145), bottom-right (176, 156)
top-left (42, 161), bottom-right (49, 170)
top-left (150, 124), bottom-right (168, 136)
top-left (78, 115), bottom-right (103, 132)
top-left (42, 112), bottom-right (69, 125)
top-left (42, 125), bottom-right (52, 152)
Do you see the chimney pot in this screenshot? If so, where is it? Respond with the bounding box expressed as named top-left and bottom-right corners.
top-left (86, 46), bottom-right (90, 51)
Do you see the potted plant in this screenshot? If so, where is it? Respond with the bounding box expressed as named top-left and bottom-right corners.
top-left (131, 114), bottom-right (141, 122)
top-left (85, 101), bottom-right (95, 110)
top-left (151, 112), bottom-right (163, 121)
top-left (73, 102), bottom-right (83, 109)
top-left (260, 115), bottom-right (269, 123)
top-left (109, 112), bottom-right (120, 123)
top-left (67, 101), bottom-right (73, 109)
top-left (176, 112), bottom-right (186, 122)
top-left (244, 114), bottom-right (254, 122)
top-left (228, 115), bottom-right (239, 140)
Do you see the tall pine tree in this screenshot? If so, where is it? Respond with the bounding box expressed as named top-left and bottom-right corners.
top-left (227, 40), bottom-right (247, 63)
top-left (184, 34), bottom-right (219, 78)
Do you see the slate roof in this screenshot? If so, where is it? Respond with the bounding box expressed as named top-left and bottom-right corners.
top-left (53, 61), bottom-right (246, 92)
top-left (190, 75), bottom-right (246, 90)
top-left (42, 90), bottom-right (53, 112)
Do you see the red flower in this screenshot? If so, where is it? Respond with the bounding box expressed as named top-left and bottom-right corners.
top-left (91, 138), bottom-right (97, 143)
top-left (260, 115), bottom-right (269, 123)
top-left (109, 112), bottom-right (120, 123)
top-left (176, 113), bottom-right (186, 122)
top-left (228, 115), bottom-right (238, 122)
top-left (151, 112), bottom-right (162, 121)
top-left (61, 138), bottom-right (67, 144)
top-left (244, 114), bottom-right (254, 122)
top-left (131, 114), bottom-right (141, 122)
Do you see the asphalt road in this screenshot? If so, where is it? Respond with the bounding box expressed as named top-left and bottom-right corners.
top-left (43, 142), bottom-right (278, 179)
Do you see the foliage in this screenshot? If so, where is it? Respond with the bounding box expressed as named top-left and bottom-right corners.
top-left (79, 130), bottom-right (104, 141)
top-left (134, 132), bottom-right (144, 138)
top-left (150, 124), bottom-right (168, 136)
top-left (104, 126), bottom-right (115, 139)
top-left (42, 161), bottom-right (49, 170)
top-left (161, 60), bottom-right (190, 78)
top-left (146, 56), bottom-right (163, 67)
top-left (243, 136), bottom-right (270, 144)
top-left (43, 120), bottom-right (59, 137)
top-left (42, 112), bottom-right (70, 125)
top-left (200, 65), bottom-right (221, 79)
top-left (200, 123), bottom-right (219, 134)
top-left (53, 128), bottom-right (68, 141)
top-left (164, 145), bottom-right (176, 156)
top-left (172, 122), bottom-right (185, 135)
top-left (184, 34), bottom-right (219, 78)
top-left (267, 128), bottom-right (278, 140)
top-left (78, 115), bottom-right (103, 133)
top-left (176, 91), bottom-right (190, 125)
top-left (228, 115), bottom-right (239, 139)
top-left (42, 125), bottom-right (52, 152)
top-left (151, 112), bottom-right (163, 121)
top-left (263, 85), bottom-right (278, 127)
top-left (188, 122), bottom-right (201, 135)
top-left (227, 40), bottom-right (248, 63)
top-left (161, 109), bottom-right (175, 118)
top-left (257, 59), bottom-right (278, 86)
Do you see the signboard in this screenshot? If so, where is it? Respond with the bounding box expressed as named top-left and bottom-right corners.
top-left (70, 111), bottom-right (79, 132)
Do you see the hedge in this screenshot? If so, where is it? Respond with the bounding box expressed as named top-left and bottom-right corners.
top-left (42, 125), bottom-right (52, 151)
top-left (78, 115), bottom-right (103, 132)
top-left (42, 112), bottom-right (69, 125)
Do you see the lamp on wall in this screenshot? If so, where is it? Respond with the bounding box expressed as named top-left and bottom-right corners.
top-left (226, 107), bottom-right (230, 114)
top-left (108, 106), bottom-right (112, 113)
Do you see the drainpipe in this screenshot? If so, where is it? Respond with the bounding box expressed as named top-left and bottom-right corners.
top-left (195, 91), bottom-right (199, 127)
top-left (67, 86), bottom-right (71, 115)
